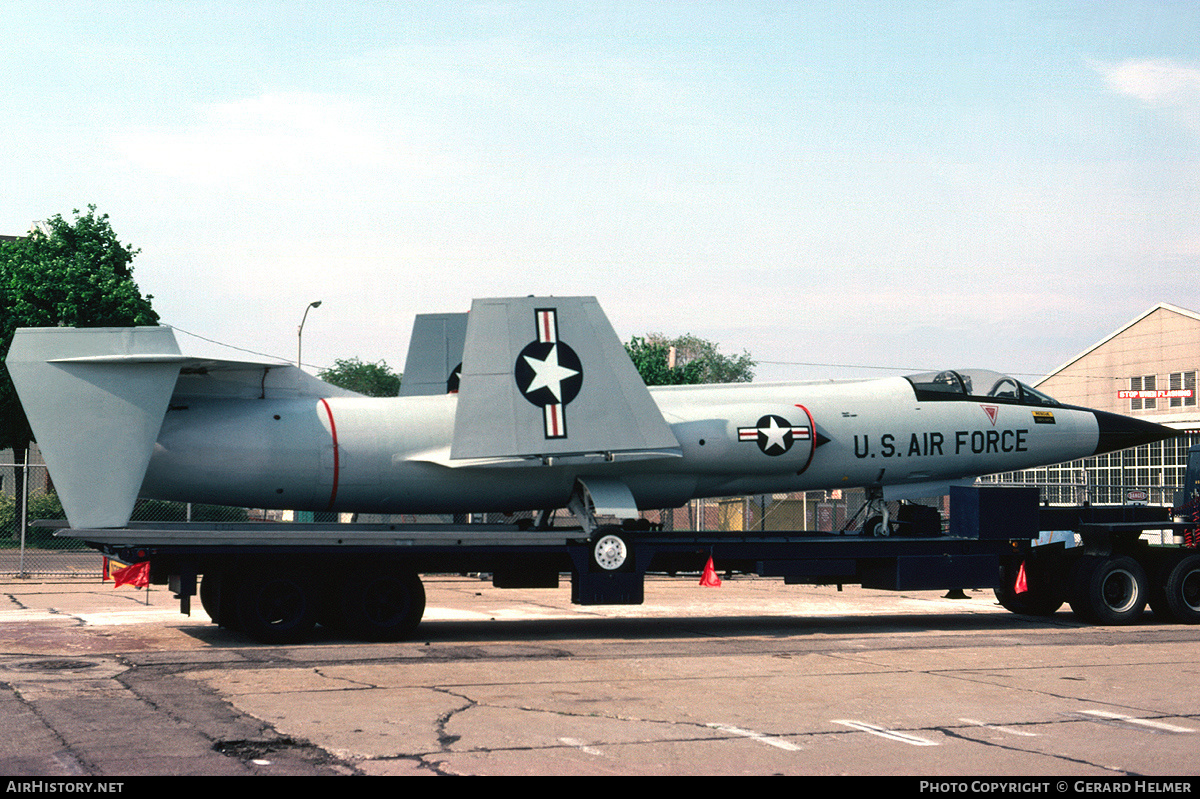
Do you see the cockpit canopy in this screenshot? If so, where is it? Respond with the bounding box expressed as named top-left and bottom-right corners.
top-left (904, 369), bottom-right (1059, 407)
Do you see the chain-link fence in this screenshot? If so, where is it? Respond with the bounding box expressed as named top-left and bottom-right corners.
top-left (2, 455), bottom-right (86, 578)
top-left (1, 453), bottom-right (253, 578)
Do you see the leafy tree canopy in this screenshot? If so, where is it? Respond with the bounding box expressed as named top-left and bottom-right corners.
top-left (1, 206), bottom-right (159, 456)
top-left (318, 357), bottom-right (402, 397)
top-left (625, 333), bottom-right (755, 386)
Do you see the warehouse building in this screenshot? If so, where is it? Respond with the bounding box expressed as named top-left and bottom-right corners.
top-left (984, 303), bottom-right (1200, 505)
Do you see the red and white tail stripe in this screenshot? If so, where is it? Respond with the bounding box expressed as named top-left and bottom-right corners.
top-left (544, 403), bottom-right (566, 438)
top-left (536, 309), bottom-right (557, 344)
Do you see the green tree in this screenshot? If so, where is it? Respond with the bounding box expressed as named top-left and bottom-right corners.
top-left (625, 334), bottom-right (755, 386)
top-left (318, 357), bottom-right (402, 397)
top-left (0, 206), bottom-right (158, 480)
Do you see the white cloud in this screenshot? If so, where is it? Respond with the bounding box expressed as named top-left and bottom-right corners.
top-left (113, 92), bottom-right (436, 193)
top-left (1094, 58), bottom-right (1200, 129)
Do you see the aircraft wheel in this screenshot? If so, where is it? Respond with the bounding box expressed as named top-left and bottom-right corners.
top-left (1068, 555), bottom-right (1147, 625)
top-left (336, 568), bottom-right (425, 641)
top-left (994, 559), bottom-right (1064, 616)
top-left (864, 515), bottom-right (893, 537)
top-left (233, 566), bottom-right (319, 644)
top-left (1160, 554), bottom-right (1200, 624)
top-left (592, 531), bottom-right (630, 571)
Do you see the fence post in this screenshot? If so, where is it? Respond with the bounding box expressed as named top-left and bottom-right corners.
top-left (18, 450), bottom-right (28, 578)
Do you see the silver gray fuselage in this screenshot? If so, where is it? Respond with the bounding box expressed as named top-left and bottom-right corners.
top-left (141, 376), bottom-right (1100, 514)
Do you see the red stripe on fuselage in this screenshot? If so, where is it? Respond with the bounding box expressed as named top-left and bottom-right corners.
top-left (794, 403), bottom-right (816, 475)
top-left (320, 398), bottom-right (339, 510)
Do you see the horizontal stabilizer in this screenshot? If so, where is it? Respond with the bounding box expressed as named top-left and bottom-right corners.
top-left (451, 297), bottom-right (680, 460)
top-left (171, 358), bottom-right (362, 400)
top-left (6, 327), bottom-right (185, 528)
top-left (6, 326), bottom-right (360, 528)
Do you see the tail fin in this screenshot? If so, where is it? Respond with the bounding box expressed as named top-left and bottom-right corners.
top-left (398, 312), bottom-right (467, 396)
top-left (450, 296), bottom-right (680, 462)
top-left (5, 327), bottom-right (185, 528)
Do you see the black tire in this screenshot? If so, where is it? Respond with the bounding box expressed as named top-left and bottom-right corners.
top-left (335, 568), bottom-right (425, 641)
top-left (994, 559), bottom-right (1064, 616)
top-left (1068, 555), bottom-right (1147, 625)
top-left (233, 566), bottom-right (319, 644)
top-left (1161, 554), bottom-right (1200, 624)
top-left (199, 571), bottom-right (237, 629)
top-left (1147, 559), bottom-right (1175, 621)
top-left (864, 515), bottom-right (893, 537)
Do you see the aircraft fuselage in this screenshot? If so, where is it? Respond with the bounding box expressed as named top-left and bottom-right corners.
top-left (140, 375), bottom-right (1105, 515)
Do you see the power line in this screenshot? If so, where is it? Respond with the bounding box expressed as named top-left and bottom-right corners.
top-left (169, 326), bottom-right (301, 367)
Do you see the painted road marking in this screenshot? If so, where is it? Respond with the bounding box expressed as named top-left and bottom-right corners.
top-left (1080, 710), bottom-right (1195, 734)
top-left (559, 737), bottom-right (609, 757)
top-left (959, 718), bottom-right (1039, 737)
top-left (707, 723), bottom-right (803, 751)
top-left (832, 719), bottom-right (938, 746)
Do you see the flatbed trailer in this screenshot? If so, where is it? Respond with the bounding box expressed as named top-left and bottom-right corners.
top-left (59, 486), bottom-right (1199, 643)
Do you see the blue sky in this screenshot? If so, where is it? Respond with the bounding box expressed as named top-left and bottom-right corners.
top-left (3, 2), bottom-right (1197, 383)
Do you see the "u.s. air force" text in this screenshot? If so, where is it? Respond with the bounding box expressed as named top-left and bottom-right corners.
top-left (854, 429), bottom-right (1030, 458)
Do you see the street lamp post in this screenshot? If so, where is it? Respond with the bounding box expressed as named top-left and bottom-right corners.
top-left (297, 300), bottom-right (322, 367)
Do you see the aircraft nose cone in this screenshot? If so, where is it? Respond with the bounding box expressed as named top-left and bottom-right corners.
top-left (1093, 410), bottom-right (1178, 456)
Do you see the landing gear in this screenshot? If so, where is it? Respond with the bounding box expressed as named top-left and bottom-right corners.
top-left (864, 514), bottom-right (894, 537)
top-left (847, 487), bottom-right (895, 536)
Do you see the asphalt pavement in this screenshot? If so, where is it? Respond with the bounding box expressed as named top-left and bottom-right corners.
top-left (1, 572), bottom-right (1199, 779)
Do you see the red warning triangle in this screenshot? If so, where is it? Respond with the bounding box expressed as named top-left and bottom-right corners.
top-left (981, 405), bottom-right (999, 425)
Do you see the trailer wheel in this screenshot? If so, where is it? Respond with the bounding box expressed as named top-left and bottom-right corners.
top-left (1161, 554), bottom-right (1200, 624)
top-left (994, 560), bottom-right (1064, 616)
top-left (336, 568), bottom-right (425, 641)
top-left (233, 567), bottom-right (319, 644)
top-left (199, 571), bottom-right (237, 629)
top-left (1068, 555), bottom-right (1147, 625)
top-left (592, 531), bottom-right (630, 571)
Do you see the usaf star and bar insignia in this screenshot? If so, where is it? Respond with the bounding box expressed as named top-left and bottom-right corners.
top-left (514, 308), bottom-right (584, 439)
top-left (738, 414), bottom-right (811, 456)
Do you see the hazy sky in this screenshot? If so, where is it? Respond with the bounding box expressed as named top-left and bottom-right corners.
top-left (3, 2), bottom-right (1197, 383)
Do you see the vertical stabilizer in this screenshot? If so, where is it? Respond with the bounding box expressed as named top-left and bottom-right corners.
top-left (6, 327), bottom-right (186, 528)
top-left (451, 297), bottom-right (680, 460)
top-left (398, 313), bottom-right (468, 396)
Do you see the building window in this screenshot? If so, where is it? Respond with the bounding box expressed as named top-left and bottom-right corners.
top-left (1130, 375), bottom-right (1157, 411)
top-left (1169, 371), bottom-right (1197, 408)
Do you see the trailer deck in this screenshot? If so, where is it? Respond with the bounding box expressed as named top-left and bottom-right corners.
top-left (54, 487), bottom-right (1198, 643)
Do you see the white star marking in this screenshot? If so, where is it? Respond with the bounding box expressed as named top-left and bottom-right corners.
top-left (759, 416), bottom-right (790, 453)
top-left (522, 344), bottom-right (579, 402)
